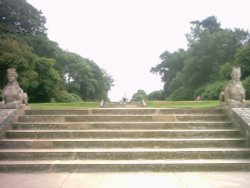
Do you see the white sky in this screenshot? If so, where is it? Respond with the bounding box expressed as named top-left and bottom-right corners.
top-left (27, 0), bottom-right (250, 101)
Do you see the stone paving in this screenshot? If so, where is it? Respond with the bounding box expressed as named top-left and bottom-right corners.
top-left (1, 172), bottom-right (250, 188)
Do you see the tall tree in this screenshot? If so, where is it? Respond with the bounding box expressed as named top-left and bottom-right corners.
top-left (0, 35), bottom-right (62, 102)
top-left (0, 35), bottom-right (38, 90)
top-left (152, 16), bottom-right (250, 100)
top-left (151, 49), bottom-right (187, 98)
top-left (234, 43), bottom-right (250, 79)
top-left (0, 0), bottom-right (114, 102)
top-left (0, 0), bottom-right (46, 35)
top-left (132, 89), bottom-right (147, 101)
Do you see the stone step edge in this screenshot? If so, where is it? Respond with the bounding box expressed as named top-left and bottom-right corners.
top-left (19, 114), bottom-right (228, 117)
top-left (1, 148), bottom-right (250, 152)
top-left (12, 121), bottom-right (233, 125)
top-left (1, 138), bottom-right (246, 141)
top-left (2, 160), bottom-right (250, 172)
top-left (6, 129), bottom-right (240, 133)
top-left (24, 108), bottom-right (223, 113)
top-left (1, 159), bottom-right (250, 165)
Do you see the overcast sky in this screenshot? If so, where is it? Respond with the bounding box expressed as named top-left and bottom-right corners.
top-left (27, 0), bottom-right (250, 101)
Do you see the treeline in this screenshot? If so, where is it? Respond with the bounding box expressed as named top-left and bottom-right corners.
top-left (151, 16), bottom-right (250, 100)
top-left (0, 0), bottom-right (113, 102)
top-left (131, 89), bottom-right (164, 101)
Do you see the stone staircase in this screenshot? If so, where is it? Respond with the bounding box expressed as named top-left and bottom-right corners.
top-left (0, 108), bottom-right (250, 172)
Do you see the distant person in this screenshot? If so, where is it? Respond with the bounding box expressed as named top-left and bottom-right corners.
top-left (122, 93), bottom-right (127, 103)
top-left (195, 96), bottom-right (202, 101)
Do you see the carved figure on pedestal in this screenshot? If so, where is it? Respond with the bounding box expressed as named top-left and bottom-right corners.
top-left (0, 68), bottom-right (28, 108)
top-left (219, 67), bottom-right (246, 107)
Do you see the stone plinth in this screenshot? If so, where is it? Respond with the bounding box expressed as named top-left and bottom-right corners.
top-left (0, 102), bottom-right (26, 109)
top-left (230, 108), bottom-right (250, 140)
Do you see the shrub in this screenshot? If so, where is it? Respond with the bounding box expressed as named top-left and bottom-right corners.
top-left (55, 91), bottom-right (82, 103)
top-left (196, 81), bottom-right (227, 100)
top-left (243, 76), bottom-right (250, 99)
top-left (131, 89), bottom-right (148, 101)
top-left (148, 90), bottom-right (164, 100)
top-left (167, 87), bottom-right (188, 100)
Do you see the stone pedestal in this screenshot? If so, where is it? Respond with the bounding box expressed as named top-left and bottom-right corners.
top-left (220, 101), bottom-right (247, 108)
top-left (0, 102), bottom-right (26, 109)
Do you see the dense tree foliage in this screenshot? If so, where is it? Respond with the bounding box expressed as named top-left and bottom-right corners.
top-left (151, 16), bottom-right (250, 100)
top-left (147, 90), bottom-right (164, 101)
top-left (0, 0), bottom-right (113, 102)
top-left (0, 0), bottom-right (46, 35)
top-left (131, 89), bottom-right (164, 101)
top-left (131, 89), bottom-right (148, 101)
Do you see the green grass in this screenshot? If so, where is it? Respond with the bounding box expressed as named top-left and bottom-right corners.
top-left (29, 100), bottom-right (220, 109)
top-left (147, 100), bottom-right (220, 108)
top-left (30, 102), bottom-right (99, 109)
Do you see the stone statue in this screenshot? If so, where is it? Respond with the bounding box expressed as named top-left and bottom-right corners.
top-left (0, 68), bottom-right (28, 108)
top-left (220, 67), bottom-right (246, 107)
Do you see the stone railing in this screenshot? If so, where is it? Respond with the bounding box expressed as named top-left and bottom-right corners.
top-left (0, 109), bottom-right (17, 139)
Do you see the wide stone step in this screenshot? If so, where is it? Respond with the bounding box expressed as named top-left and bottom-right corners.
top-left (1, 159), bottom-right (250, 172)
top-left (6, 129), bottom-right (242, 139)
top-left (0, 138), bottom-right (246, 149)
top-left (1, 148), bottom-right (250, 160)
top-left (12, 122), bottom-right (234, 130)
top-left (24, 108), bottom-right (224, 115)
top-left (2, 107), bottom-right (248, 172)
top-left (18, 114), bottom-right (229, 122)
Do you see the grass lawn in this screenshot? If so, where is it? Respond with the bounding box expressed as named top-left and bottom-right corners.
top-left (30, 102), bottom-right (99, 109)
top-left (147, 100), bottom-right (220, 108)
top-left (29, 100), bottom-right (220, 109)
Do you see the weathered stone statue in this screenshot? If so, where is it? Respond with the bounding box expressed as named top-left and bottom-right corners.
top-left (0, 68), bottom-right (28, 109)
top-left (220, 67), bottom-right (246, 108)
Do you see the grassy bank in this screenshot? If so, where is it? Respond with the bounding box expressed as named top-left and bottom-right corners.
top-left (29, 100), bottom-right (220, 109)
top-left (147, 100), bottom-right (220, 108)
top-left (30, 102), bottom-right (99, 109)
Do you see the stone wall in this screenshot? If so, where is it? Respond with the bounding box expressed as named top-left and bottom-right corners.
top-left (230, 108), bottom-right (250, 140)
top-left (0, 109), bottom-right (17, 139)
